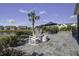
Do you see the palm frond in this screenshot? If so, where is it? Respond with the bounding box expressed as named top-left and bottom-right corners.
top-left (35, 16), bottom-right (40, 20)
top-left (28, 13), bottom-right (31, 17)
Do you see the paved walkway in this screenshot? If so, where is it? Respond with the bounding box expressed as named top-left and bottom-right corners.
top-left (15, 31), bottom-right (79, 56)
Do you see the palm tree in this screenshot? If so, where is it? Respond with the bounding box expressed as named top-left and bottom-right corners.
top-left (28, 10), bottom-right (40, 36)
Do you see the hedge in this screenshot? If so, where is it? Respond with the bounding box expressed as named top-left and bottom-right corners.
top-left (42, 26), bottom-right (59, 34)
top-left (0, 30), bottom-right (32, 47)
top-left (0, 30), bottom-right (32, 33)
top-left (0, 35), bottom-right (18, 48)
top-left (15, 30), bottom-right (32, 36)
top-left (59, 25), bottom-right (78, 31)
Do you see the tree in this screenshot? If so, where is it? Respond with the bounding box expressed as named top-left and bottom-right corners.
top-left (27, 10), bottom-right (40, 36)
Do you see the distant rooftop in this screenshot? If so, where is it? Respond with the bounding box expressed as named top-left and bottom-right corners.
top-left (39, 22), bottom-right (57, 26)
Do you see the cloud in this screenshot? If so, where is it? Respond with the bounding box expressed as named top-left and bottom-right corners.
top-left (19, 9), bottom-right (34, 14)
top-left (0, 19), bottom-right (16, 23)
top-left (7, 19), bottom-right (16, 24)
top-left (19, 9), bottom-right (27, 13)
top-left (70, 15), bottom-right (77, 23)
top-left (70, 15), bottom-right (77, 19)
top-left (39, 10), bottom-right (46, 15)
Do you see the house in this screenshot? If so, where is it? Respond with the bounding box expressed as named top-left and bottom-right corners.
top-left (4, 26), bottom-right (17, 30)
top-left (17, 26), bottom-right (27, 30)
top-left (72, 3), bottom-right (79, 45)
top-left (74, 3), bottom-right (79, 15)
top-left (0, 26), bottom-right (4, 30)
top-left (73, 3), bottom-right (79, 28)
top-left (74, 3), bottom-right (79, 26)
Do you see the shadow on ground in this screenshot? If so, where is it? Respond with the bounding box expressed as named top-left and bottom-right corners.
top-left (72, 30), bottom-right (79, 45)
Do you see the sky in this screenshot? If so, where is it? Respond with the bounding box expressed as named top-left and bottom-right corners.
top-left (0, 3), bottom-right (77, 26)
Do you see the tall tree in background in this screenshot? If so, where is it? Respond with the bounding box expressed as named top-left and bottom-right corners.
top-left (28, 10), bottom-right (40, 35)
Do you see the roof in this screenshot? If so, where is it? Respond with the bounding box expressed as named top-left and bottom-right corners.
top-left (39, 22), bottom-right (57, 27)
top-left (18, 26), bottom-right (27, 27)
top-left (74, 3), bottom-right (79, 15)
top-left (4, 26), bottom-right (17, 28)
top-left (45, 22), bottom-right (57, 25)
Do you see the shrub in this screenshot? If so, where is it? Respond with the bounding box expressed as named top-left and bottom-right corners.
top-left (0, 30), bottom-right (32, 48)
top-left (0, 35), bottom-right (18, 47)
top-left (0, 30), bottom-right (31, 33)
top-left (60, 27), bottom-right (68, 31)
top-left (42, 26), bottom-right (47, 32)
top-left (49, 26), bottom-right (59, 34)
top-left (59, 25), bottom-right (77, 31)
top-left (0, 30), bottom-right (32, 38)
top-left (16, 30), bottom-right (32, 35)
top-left (67, 25), bottom-right (72, 31)
top-left (42, 26), bottom-right (59, 34)
top-left (8, 35), bottom-right (18, 47)
top-left (0, 35), bottom-right (25, 56)
top-left (72, 26), bottom-right (77, 30)
top-left (0, 47), bottom-right (24, 56)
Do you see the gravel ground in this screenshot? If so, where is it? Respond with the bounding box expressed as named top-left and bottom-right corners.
top-left (15, 31), bottom-right (79, 56)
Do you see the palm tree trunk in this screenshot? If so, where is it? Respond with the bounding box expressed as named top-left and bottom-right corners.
top-left (32, 20), bottom-right (35, 36)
